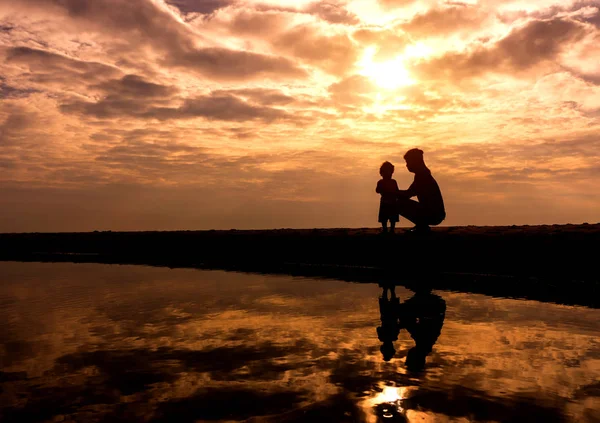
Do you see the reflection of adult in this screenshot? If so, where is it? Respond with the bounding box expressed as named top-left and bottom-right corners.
top-left (397, 149), bottom-right (446, 232)
top-left (399, 290), bottom-right (446, 372)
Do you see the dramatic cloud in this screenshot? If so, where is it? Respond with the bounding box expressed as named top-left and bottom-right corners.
top-left (166, 0), bottom-right (232, 15)
top-left (401, 4), bottom-right (490, 37)
top-left (4, 47), bottom-right (121, 88)
top-left (273, 24), bottom-right (357, 75)
top-left (305, 1), bottom-right (360, 25)
top-left (0, 0), bottom-right (599, 231)
top-left (169, 47), bottom-right (308, 80)
top-left (92, 74), bottom-right (178, 99)
top-left (352, 28), bottom-right (410, 61)
top-left (145, 94), bottom-right (296, 122)
top-left (414, 18), bottom-right (590, 81)
top-left (3, 0), bottom-right (307, 81)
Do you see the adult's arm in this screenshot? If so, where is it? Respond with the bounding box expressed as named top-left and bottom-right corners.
top-left (376, 180), bottom-right (382, 193)
top-left (398, 181), bottom-right (417, 199)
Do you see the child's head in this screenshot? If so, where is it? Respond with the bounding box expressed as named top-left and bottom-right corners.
top-left (379, 161), bottom-right (394, 179)
top-left (404, 148), bottom-right (425, 173)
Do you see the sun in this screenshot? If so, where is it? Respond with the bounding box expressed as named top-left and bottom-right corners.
top-left (358, 46), bottom-right (415, 90)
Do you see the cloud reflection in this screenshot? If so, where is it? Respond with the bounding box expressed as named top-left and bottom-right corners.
top-left (1, 263), bottom-right (599, 421)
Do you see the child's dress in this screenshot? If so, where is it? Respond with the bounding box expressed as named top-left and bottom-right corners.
top-left (377, 179), bottom-right (400, 223)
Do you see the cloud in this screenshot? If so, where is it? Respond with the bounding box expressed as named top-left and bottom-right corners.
top-left (166, 0), bottom-right (232, 15)
top-left (430, 133), bottom-right (600, 187)
top-left (4, 47), bottom-right (121, 88)
top-left (213, 88), bottom-right (295, 106)
top-left (273, 24), bottom-right (357, 75)
top-left (0, 78), bottom-right (39, 99)
top-left (500, 1), bottom-right (600, 28)
top-left (6, 0), bottom-right (308, 81)
top-left (401, 4), bottom-right (490, 37)
top-left (0, 23), bottom-right (14, 33)
top-left (169, 47), bottom-right (308, 81)
top-left (0, 104), bottom-right (37, 146)
top-left (495, 18), bottom-right (587, 69)
top-left (212, 6), bottom-right (358, 75)
top-left (582, 7), bottom-right (600, 28)
top-left (304, 2), bottom-right (360, 25)
top-left (223, 8), bottom-right (293, 37)
top-left (377, 0), bottom-right (418, 10)
top-left (328, 74), bottom-right (376, 105)
top-left (414, 18), bottom-right (589, 81)
top-left (149, 94), bottom-right (294, 122)
top-left (58, 74), bottom-right (178, 119)
top-left (92, 74), bottom-right (178, 98)
top-left (62, 90), bottom-right (298, 123)
top-left (352, 28), bottom-right (410, 61)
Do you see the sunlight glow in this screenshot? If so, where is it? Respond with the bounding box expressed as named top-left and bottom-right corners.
top-left (380, 386), bottom-right (404, 403)
top-left (358, 47), bottom-right (416, 90)
top-left (404, 42), bottom-right (434, 60)
top-left (363, 385), bottom-right (410, 408)
top-left (359, 385), bottom-right (411, 422)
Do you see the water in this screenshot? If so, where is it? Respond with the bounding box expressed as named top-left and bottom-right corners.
top-left (0, 262), bottom-right (598, 422)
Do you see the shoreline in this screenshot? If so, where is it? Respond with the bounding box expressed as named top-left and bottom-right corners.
top-left (1, 224), bottom-right (599, 308)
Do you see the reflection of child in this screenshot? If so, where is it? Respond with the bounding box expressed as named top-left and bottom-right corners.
top-left (376, 285), bottom-right (400, 361)
top-left (376, 162), bottom-right (400, 233)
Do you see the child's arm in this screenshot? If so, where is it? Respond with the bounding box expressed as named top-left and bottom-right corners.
top-left (376, 180), bottom-right (382, 193)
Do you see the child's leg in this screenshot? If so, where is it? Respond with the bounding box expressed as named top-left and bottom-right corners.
top-left (389, 221), bottom-right (396, 233)
top-left (381, 286), bottom-right (389, 299)
top-left (381, 220), bottom-right (388, 233)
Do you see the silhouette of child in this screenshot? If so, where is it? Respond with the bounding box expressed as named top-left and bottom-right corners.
top-left (377, 284), bottom-right (400, 361)
top-left (376, 161), bottom-right (400, 233)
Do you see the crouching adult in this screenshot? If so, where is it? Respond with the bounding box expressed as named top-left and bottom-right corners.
top-left (397, 148), bottom-right (445, 232)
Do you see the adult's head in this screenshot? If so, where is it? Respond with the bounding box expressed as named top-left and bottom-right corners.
top-left (403, 148), bottom-right (426, 173)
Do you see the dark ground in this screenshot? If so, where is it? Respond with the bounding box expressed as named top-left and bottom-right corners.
top-left (1, 224), bottom-right (599, 308)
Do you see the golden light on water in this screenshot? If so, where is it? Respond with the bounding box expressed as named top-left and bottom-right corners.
top-left (379, 385), bottom-right (406, 403)
top-left (361, 383), bottom-right (411, 421)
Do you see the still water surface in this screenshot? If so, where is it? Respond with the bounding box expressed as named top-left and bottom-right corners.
top-left (0, 262), bottom-right (599, 422)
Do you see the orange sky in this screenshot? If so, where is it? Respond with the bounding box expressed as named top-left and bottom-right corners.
top-left (0, 0), bottom-right (599, 231)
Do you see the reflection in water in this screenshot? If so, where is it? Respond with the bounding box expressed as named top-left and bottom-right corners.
top-left (1, 262), bottom-right (599, 423)
top-left (377, 284), bottom-right (446, 370)
top-left (377, 285), bottom-right (400, 362)
top-left (373, 386), bottom-right (409, 422)
top-left (375, 284), bottom-right (446, 421)
top-left (401, 288), bottom-right (446, 373)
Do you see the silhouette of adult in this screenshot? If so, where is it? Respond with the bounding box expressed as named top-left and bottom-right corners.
top-left (397, 149), bottom-right (445, 232)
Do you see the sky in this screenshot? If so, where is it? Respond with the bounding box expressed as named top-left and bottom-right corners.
top-left (0, 0), bottom-right (599, 232)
